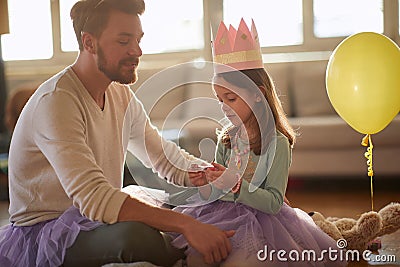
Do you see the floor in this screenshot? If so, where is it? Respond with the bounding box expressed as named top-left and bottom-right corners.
top-left (0, 176), bottom-right (399, 266)
top-left (285, 177), bottom-right (400, 267)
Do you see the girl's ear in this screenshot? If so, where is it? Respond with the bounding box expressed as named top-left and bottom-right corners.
top-left (255, 85), bottom-right (266, 102)
top-left (258, 85), bottom-right (267, 94)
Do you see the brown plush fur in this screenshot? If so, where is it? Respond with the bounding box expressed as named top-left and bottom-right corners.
top-left (310, 202), bottom-right (400, 252)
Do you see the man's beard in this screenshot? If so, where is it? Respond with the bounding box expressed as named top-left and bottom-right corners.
top-left (97, 46), bottom-right (138, 85)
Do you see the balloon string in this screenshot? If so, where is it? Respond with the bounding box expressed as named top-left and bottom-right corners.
top-left (361, 134), bottom-right (374, 211)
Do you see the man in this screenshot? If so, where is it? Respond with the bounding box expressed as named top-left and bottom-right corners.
top-left (0, 0), bottom-right (233, 266)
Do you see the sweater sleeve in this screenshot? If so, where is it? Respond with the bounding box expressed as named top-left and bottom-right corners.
top-left (33, 90), bottom-right (128, 224)
top-left (235, 134), bottom-right (291, 214)
top-left (125, 94), bottom-right (199, 186)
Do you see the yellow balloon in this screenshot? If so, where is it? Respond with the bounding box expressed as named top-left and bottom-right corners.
top-left (326, 32), bottom-right (400, 134)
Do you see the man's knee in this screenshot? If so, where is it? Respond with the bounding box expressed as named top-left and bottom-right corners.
top-left (64, 221), bottom-right (184, 267)
top-left (113, 221), bottom-right (185, 266)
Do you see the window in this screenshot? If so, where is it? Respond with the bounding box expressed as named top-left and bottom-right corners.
top-left (60, 0), bottom-right (79, 52)
top-left (223, 0), bottom-right (303, 47)
top-left (314, 0), bottom-right (383, 38)
top-left (60, 0), bottom-right (204, 54)
top-left (1, 0), bottom-right (53, 61)
top-left (140, 0), bottom-right (204, 54)
top-left (1, 0), bottom-right (396, 63)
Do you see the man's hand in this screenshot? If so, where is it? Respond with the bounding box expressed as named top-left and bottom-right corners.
top-left (183, 220), bottom-right (235, 264)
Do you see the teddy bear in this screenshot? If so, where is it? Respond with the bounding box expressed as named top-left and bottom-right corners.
top-left (309, 202), bottom-right (400, 252)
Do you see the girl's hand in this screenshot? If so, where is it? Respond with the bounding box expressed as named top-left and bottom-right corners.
top-left (204, 162), bottom-right (225, 181)
top-left (189, 171), bottom-right (208, 187)
top-left (205, 162), bottom-right (229, 190)
top-left (284, 196), bottom-right (291, 206)
top-left (205, 162), bottom-right (243, 192)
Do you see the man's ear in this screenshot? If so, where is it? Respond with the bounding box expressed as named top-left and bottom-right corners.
top-left (82, 32), bottom-right (96, 54)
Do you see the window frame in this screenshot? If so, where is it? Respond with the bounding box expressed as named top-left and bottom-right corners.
top-left (4, 0), bottom-right (400, 79)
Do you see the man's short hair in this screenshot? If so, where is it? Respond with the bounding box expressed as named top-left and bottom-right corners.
top-left (70, 0), bottom-right (145, 51)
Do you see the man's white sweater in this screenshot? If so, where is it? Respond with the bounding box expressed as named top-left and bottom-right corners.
top-left (8, 67), bottom-right (193, 226)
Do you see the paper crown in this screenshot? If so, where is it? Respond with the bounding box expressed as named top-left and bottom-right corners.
top-left (212, 18), bottom-right (263, 73)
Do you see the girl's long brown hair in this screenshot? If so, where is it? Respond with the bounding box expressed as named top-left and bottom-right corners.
top-left (216, 68), bottom-right (296, 155)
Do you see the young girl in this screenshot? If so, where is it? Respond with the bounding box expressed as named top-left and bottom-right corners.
top-left (171, 19), bottom-right (347, 267)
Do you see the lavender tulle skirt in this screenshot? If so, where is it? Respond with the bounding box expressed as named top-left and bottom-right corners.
top-left (171, 201), bottom-right (347, 266)
top-left (0, 206), bottom-right (102, 267)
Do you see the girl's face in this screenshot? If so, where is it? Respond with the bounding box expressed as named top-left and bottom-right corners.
top-left (213, 77), bottom-right (258, 128)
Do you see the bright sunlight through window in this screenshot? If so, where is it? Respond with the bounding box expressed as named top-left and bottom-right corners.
top-left (223, 0), bottom-right (303, 47)
top-left (1, 0), bottom-right (53, 61)
top-left (60, 0), bottom-right (79, 52)
top-left (313, 0), bottom-right (383, 37)
top-left (60, 0), bottom-right (204, 54)
top-left (0, 0), bottom-right (390, 61)
top-left (140, 0), bottom-right (204, 54)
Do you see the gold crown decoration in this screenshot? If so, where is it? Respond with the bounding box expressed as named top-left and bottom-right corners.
top-left (212, 18), bottom-right (263, 73)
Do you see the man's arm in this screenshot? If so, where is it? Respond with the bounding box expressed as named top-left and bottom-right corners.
top-left (125, 93), bottom-right (208, 186)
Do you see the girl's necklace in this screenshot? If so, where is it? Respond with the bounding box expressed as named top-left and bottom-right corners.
top-left (231, 131), bottom-right (250, 193)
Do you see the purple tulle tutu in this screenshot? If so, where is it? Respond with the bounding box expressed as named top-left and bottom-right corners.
top-left (171, 201), bottom-right (347, 266)
top-left (0, 206), bottom-right (102, 267)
